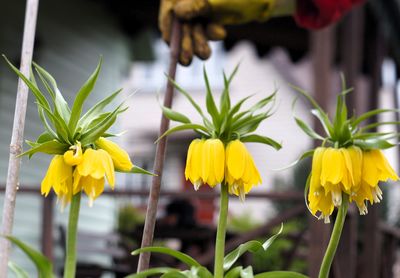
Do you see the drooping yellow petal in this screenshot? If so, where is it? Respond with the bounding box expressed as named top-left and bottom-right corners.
top-left (95, 137), bottom-right (133, 171)
top-left (212, 139), bottom-right (225, 184)
top-left (41, 155), bottom-right (73, 198)
top-left (362, 150), bottom-right (380, 187)
top-left (310, 147), bottom-right (325, 193)
top-left (321, 148), bottom-right (344, 186)
top-left (98, 149), bottom-right (115, 188)
top-left (372, 149), bottom-right (399, 182)
top-left (348, 146), bottom-right (362, 190)
top-left (226, 140), bottom-right (246, 180)
top-left (340, 148), bottom-right (354, 191)
top-left (63, 142), bottom-right (83, 166)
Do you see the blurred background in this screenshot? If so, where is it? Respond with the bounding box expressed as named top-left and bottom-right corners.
top-left (1, 0), bottom-right (400, 277)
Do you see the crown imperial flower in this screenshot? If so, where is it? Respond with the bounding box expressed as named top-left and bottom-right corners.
top-left (95, 137), bottom-right (133, 171)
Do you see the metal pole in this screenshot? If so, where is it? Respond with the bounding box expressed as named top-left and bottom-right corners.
top-left (0, 0), bottom-right (40, 273)
top-left (137, 18), bottom-right (181, 272)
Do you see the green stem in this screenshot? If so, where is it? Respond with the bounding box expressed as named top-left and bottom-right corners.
top-left (318, 194), bottom-right (349, 278)
top-left (63, 192), bottom-right (81, 278)
top-left (214, 183), bottom-right (229, 278)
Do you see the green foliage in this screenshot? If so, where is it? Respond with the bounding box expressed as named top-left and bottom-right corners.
top-left (117, 204), bottom-right (145, 234)
top-left (3, 55), bottom-right (127, 157)
top-left (8, 262), bottom-right (29, 278)
top-left (159, 65), bottom-right (281, 149)
top-left (4, 236), bottom-right (55, 278)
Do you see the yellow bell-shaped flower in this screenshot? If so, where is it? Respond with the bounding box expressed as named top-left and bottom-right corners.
top-left (225, 140), bottom-right (262, 201)
top-left (63, 142), bottom-right (83, 166)
top-left (41, 155), bottom-right (73, 208)
top-left (73, 169), bottom-right (105, 207)
top-left (201, 139), bottom-right (225, 187)
top-left (185, 139), bottom-right (205, 190)
top-left (95, 137), bottom-right (133, 171)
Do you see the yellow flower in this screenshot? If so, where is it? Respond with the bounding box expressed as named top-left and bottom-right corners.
top-left (73, 148), bottom-right (115, 205)
top-left (95, 137), bottom-right (133, 171)
top-left (225, 140), bottom-right (262, 201)
top-left (185, 139), bottom-right (225, 190)
top-left (41, 155), bottom-right (73, 208)
top-left (63, 142), bottom-right (83, 166)
top-left (185, 139), bottom-right (205, 190)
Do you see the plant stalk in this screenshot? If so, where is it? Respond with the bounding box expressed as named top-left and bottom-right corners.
top-left (214, 183), bottom-right (229, 278)
top-left (0, 0), bottom-right (39, 273)
top-left (318, 194), bottom-right (349, 278)
top-left (63, 192), bottom-right (81, 278)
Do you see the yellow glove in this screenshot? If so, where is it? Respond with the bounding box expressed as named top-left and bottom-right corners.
top-left (159, 0), bottom-right (295, 66)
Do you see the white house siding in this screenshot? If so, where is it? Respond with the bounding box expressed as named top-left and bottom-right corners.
top-left (0, 0), bottom-right (130, 275)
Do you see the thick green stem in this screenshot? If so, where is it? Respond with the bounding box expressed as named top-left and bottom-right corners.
top-left (214, 183), bottom-right (229, 278)
top-left (63, 192), bottom-right (81, 278)
top-left (318, 195), bottom-right (349, 278)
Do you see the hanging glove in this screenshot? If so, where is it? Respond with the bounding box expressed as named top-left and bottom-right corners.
top-left (159, 0), bottom-right (293, 65)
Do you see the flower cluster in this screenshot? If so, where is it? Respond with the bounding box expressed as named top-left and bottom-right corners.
top-left (5, 57), bottom-right (150, 208)
top-left (185, 139), bottom-right (262, 200)
top-left (293, 83), bottom-right (399, 222)
top-left (160, 66), bottom-right (280, 200)
top-left (309, 147), bottom-right (398, 222)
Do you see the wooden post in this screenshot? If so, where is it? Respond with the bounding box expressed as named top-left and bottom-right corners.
top-left (334, 7), bottom-right (365, 278)
top-left (41, 193), bottom-right (54, 261)
top-left (0, 0), bottom-right (40, 273)
top-left (308, 26), bottom-right (335, 278)
top-left (137, 18), bottom-right (181, 272)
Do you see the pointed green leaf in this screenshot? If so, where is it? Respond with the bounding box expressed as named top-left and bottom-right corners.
top-left (225, 266), bottom-right (243, 278)
top-left (240, 266), bottom-right (254, 278)
top-left (36, 132), bottom-right (55, 144)
top-left (248, 91), bottom-right (276, 114)
top-left (3, 55), bottom-right (51, 111)
top-left (223, 224), bottom-right (283, 271)
top-left (240, 134), bottom-right (281, 150)
top-left (161, 105), bottom-right (191, 124)
top-left (352, 108), bottom-right (400, 128)
top-left (8, 261), bottom-right (30, 278)
top-left (78, 88), bottom-right (123, 128)
top-left (359, 121), bottom-right (400, 132)
top-left (254, 271), bottom-right (308, 278)
top-left (354, 138), bottom-right (395, 150)
top-left (161, 272), bottom-right (188, 278)
top-left (274, 149), bottom-right (314, 171)
top-left (68, 57), bottom-right (103, 132)
top-left (37, 106), bottom-right (58, 139)
top-left (132, 246), bottom-right (201, 267)
top-left (125, 267), bottom-right (181, 278)
top-left (37, 102), bottom-right (71, 144)
top-left (203, 66), bottom-right (220, 127)
top-left (20, 140), bottom-right (69, 158)
top-left (116, 165), bottom-right (156, 176)
top-left (5, 236), bottom-right (55, 278)
top-left (310, 109), bottom-right (333, 136)
top-left (294, 117), bottom-right (325, 141)
top-left (157, 124), bottom-right (210, 143)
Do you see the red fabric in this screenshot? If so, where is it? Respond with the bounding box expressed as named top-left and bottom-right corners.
top-left (294, 0), bottom-right (365, 29)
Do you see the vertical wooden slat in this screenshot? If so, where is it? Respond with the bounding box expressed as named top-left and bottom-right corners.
top-left (0, 0), bottom-right (40, 273)
top-left (41, 193), bottom-right (54, 261)
top-left (308, 26), bottom-right (335, 278)
top-left (137, 18), bottom-right (181, 272)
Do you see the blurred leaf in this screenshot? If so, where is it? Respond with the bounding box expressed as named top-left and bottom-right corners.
top-left (294, 117), bottom-right (324, 141)
top-left (36, 132), bottom-right (55, 144)
top-left (37, 102), bottom-right (71, 144)
top-left (161, 272), bottom-right (188, 278)
top-left (5, 236), bottom-right (54, 278)
top-left (240, 266), bottom-right (254, 278)
top-left (354, 138), bottom-right (395, 150)
top-left (223, 224), bottom-right (283, 271)
top-left (79, 88), bottom-right (123, 129)
top-left (274, 149), bottom-right (314, 171)
top-left (161, 105), bottom-right (191, 124)
top-left (240, 134), bottom-right (281, 150)
top-left (310, 109), bottom-right (333, 137)
top-left (132, 246), bottom-right (201, 267)
top-left (8, 262), bottom-right (29, 278)
top-left (125, 267), bottom-right (181, 278)
top-left (225, 266), bottom-right (243, 278)
top-left (117, 165), bottom-right (156, 176)
top-left (69, 57), bottom-right (103, 133)
top-left (37, 106), bottom-right (58, 139)
top-left (157, 124), bottom-right (210, 143)
top-left (254, 271), bottom-right (308, 278)
top-left (20, 140), bottom-right (69, 158)
top-left (203, 66), bottom-right (220, 128)
top-left (248, 92), bottom-right (276, 114)
top-left (352, 108), bottom-right (400, 128)
top-left (359, 121), bottom-right (400, 132)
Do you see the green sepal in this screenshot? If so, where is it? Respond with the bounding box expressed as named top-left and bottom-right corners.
top-left (132, 246), bottom-right (201, 267)
top-left (240, 134), bottom-right (282, 150)
top-left (124, 267), bottom-right (181, 278)
top-left (223, 224), bottom-right (283, 271)
top-left (116, 165), bottom-right (156, 176)
top-left (4, 236), bottom-right (55, 278)
top-left (157, 124), bottom-right (210, 143)
top-left (20, 140), bottom-right (69, 158)
top-left (78, 88), bottom-right (123, 130)
top-left (68, 57), bottom-right (103, 133)
top-left (351, 108), bottom-right (400, 128)
top-left (8, 262), bottom-right (30, 278)
top-left (254, 271), bottom-right (308, 278)
top-left (294, 117), bottom-right (325, 141)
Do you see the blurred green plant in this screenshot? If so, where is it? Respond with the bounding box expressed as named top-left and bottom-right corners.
top-left (117, 204), bottom-right (145, 234)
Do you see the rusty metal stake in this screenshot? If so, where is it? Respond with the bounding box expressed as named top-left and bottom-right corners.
top-left (137, 18), bottom-right (182, 272)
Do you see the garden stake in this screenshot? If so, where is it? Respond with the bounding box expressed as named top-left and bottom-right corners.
top-left (137, 18), bottom-right (182, 272)
top-left (0, 0), bottom-right (40, 273)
